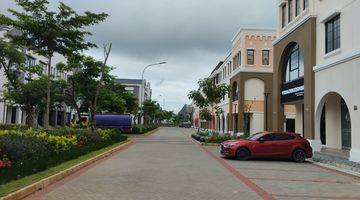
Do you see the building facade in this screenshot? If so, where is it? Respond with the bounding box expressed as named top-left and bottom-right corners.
top-left (272, 0), bottom-right (360, 162)
top-left (229, 28), bottom-right (277, 136)
top-left (116, 78), bottom-right (152, 124)
top-left (0, 26), bottom-right (73, 127)
top-left (213, 54), bottom-right (233, 134)
top-left (313, 0), bottom-right (360, 162)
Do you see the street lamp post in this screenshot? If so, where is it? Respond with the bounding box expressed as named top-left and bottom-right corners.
top-left (139, 62), bottom-right (166, 131)
top-left (264, 92), bottom-right (271, 131)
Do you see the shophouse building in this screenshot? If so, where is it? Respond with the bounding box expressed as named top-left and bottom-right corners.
top-left (229, 28), bottom-right (277, 136)
top-left (273, 0), bottom-right (360, 162)
top-left (213, 54), bottom-right (233, 134)
top-left (0, 26), bottom-right (73, 126)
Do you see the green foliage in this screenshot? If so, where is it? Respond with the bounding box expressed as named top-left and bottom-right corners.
top-left (188, 78), bottom-right (230, 122)
top-left (0, 0), bottom-right (108, 128)
top-left (188, 78), bottom-right (230, 109)
top-left (0, 0), bottom-right (108, 58)
top-left (130, 124), bottom-right (158, 134)
top-left (0, 39), bottom-right (26, 90)
top-left (205, 134), bottom-right (233, 144)
top-left (191, 131), bottom-right (245, 144)
top-left (0, 124), bottom-right (28, 131)
top-left (0, 128), bottom-right (127, 184)
top-left (59, 56), bottom-right (138, 126)
top-left (141, 99), bottom-right (161, 124)
top-left (199, 109), bottom-right (212, 121)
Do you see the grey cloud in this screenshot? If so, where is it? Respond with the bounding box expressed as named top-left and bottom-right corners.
top-left (0, 0), bottom-right (277, 111)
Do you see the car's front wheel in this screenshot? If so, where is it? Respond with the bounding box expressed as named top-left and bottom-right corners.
top-left (292, 149), bottom-right (306, 163)
top-left (236, 148), bottom-right (250, 161)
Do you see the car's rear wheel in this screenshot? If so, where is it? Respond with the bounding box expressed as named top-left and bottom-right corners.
top-left (236, 148), bottom-right (250, 161)
top-left (292, 149), bottom-right (306, 163)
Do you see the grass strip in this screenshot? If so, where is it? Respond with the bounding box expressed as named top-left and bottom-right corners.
top-left (0, 140), bottom-right (129, 197)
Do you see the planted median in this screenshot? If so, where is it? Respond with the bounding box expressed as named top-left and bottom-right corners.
top-left (0, 127), bottom-right (128, 196)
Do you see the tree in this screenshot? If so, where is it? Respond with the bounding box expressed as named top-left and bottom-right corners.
top-left (59, 56), bottom-right (111, 125)
top-left (141, 100), bottom-right (161, 125)
top-left (0, 0), bottom-right (108, 129)
top-left (188, 78), bottom-right (229, 128)
top-left (98, 81), bottom-right (138, 115)
top-left (59, 56), bottom-right (138, 125)
top-left (0, 39), bottom-right (26, 90)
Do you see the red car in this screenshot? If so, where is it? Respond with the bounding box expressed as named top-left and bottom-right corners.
top-left (220, 132), bottom-right (313, 162)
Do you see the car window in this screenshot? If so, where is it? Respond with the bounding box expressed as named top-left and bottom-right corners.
top-left (247, 132), bottom-right (266, 141)
top-left (260, 133), bottom-right (276, 141)
top-left (274, 133), bottom-right (296, 141)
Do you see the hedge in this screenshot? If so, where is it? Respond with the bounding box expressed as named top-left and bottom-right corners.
top-left (130, 124), bottom-right (158, 134)
top-left (192, 132), bottom-right (245, 144)
top-left (0, 128), bottom-right (127, 184)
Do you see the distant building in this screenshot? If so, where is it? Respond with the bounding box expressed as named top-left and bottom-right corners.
top-left (178, 104), bottom-right (193, 122)
top-left (229, 28), bottom-right (277, 136)
top-left (116, 78), bottom-right (152, 124)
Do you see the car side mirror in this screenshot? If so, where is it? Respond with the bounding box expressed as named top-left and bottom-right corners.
top-left (259, 138), bottom-right (265, 143)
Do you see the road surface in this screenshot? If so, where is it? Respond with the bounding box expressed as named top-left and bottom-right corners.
top-left (27, 127), bottom-right (360, 200)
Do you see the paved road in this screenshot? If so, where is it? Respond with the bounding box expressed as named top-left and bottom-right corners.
top-left (27, 127), bottom-right (360, 200)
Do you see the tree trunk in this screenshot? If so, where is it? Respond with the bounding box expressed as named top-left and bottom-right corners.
top-left (43, 56), bottom-right (52, 129)
top-left (71, 77), bottom-right (82, 124)
top-left (25, 107), bottom-right (35, 128)
top-left (92, 43), bottom-right (112, 128)
top-left (75, 105), bottom-right (81, 124)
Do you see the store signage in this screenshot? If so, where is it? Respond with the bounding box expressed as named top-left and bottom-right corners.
top-left (281, 78), bottom-right (304, 103)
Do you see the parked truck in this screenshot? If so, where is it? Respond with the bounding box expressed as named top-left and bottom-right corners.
top-left (95, 114), bottom-right (132, 133)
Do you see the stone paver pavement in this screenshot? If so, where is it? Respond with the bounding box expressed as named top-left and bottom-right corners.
top-left (26, 127), bottom-right (360, 200)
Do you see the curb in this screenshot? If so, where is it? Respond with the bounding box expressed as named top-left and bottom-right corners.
top-left (1, 140), bottom-right (132, 200)
top-left (202, 143), bottom-right (220, 146)
top-left (309, 160), bottom-right (360, 179)
top-left (143, 127), bottom-right (161, 136)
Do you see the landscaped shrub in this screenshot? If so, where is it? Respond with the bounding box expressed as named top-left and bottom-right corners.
top-left (205, 134), bottom-right (233, 144)
top-left (0, 128), bottom-right (127, 184)
top-left (130, 124), bottom-right (158, 134)
top-left (0, 124), bottom-right (28, 131)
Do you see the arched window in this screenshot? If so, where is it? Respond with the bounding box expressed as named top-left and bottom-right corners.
top-left (284, 44), bottom-right (304, 83)
top-left (232, 82), bottom-right (239, 101)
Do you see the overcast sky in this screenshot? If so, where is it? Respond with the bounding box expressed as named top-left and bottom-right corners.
top-left (0, 0), bottom-right (277, 112)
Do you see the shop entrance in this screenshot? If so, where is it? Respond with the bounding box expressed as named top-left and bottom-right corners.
top-left (317, 93), bottom-right (352, 150)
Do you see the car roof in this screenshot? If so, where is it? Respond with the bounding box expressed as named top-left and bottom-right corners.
top-left (262, 131), bottom-right (299, 135)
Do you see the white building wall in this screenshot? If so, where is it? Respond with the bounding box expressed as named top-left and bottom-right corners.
top-left (314, 0), bottom-right (360, 162)
top-left (251, 112), bottom-right (264, 135)
top-left (244, 78), bottom-right (265, 134)
top-left (295, 103), bottom-right (303, 135)
top-left (244, 78), bottom-right (265, 101)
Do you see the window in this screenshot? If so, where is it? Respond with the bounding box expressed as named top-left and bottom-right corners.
top-left (303, 0), bottom-right (308, 10)
top-left (284, 44), bottom-right (304, 82)
top-left (262, 50), bottom-right (270, 65)
top-left (232, 82), bottom-right (239, 101)
top-left (40, 61), bottom-right (47, 74)
top-left (247, 49), bottom-right (254, 65)
top-left (288, 0), bottom-right (293, 22)
top-left (295, 0), bottom-right (300, 16)
top-left (325, 15), bottom-right (340, 54)
top-left (26, 56), bottom-right (35, 67)
top-left (238, 51), bottom-right (241, 66)
top-left (281, 4), bottom-right (286, 28)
